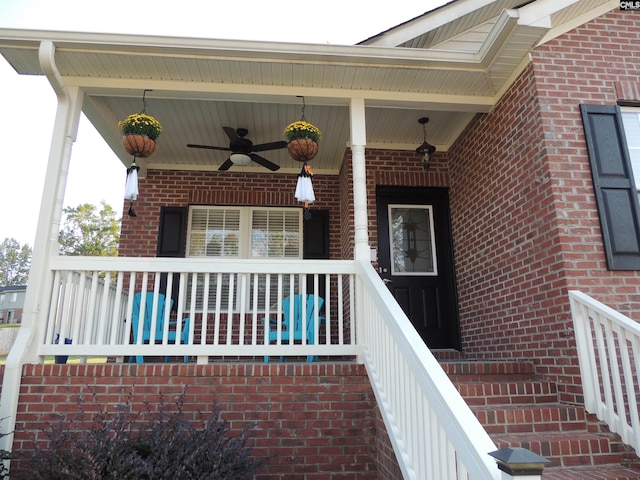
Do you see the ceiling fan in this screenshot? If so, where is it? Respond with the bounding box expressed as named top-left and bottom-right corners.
top-left (187, 127), bottom-right (287, 171)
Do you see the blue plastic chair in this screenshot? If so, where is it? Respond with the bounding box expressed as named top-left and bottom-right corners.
top-left (130, 292), bottom-right (190, 364)
top-left (264, 294), bottom-right (324, 363)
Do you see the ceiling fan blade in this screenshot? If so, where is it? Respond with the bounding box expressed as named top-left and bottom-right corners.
top-left (218, 158), bottom-right (234, 171)
top-left (250, 153), bottom-right (280, 171)
top-left (187, 144), bottom-right (230, 151)
top-left (252, 140), bottom-right (288, 152)
top-left (223, 126), bottom-right (239, 141)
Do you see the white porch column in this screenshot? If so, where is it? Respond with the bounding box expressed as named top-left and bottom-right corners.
top-left (349, 98), bottom-right (370, 261)
top-left (0, 41), bottom-right (84, 456)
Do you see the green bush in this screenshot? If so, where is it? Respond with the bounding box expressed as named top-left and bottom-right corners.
top-left (12, 389), bottom-right (261, 479)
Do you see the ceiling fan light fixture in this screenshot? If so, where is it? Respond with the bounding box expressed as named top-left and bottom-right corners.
top-left (229, 152), bottom-right (251, 166)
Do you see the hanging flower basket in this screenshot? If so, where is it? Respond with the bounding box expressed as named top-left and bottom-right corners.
top-left (283, 120), bottom-right (321, 162)
top-left (118, 113), bottom-right (162, 158)
top-left (287, 138), bottom-right (318, 162)
top-left (122, 134), bottom-right (156, 157)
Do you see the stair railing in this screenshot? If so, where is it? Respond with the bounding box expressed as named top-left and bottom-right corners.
top-left (356, 260), bottom-right (500, 480)
top-left (569, 290), bottom-right (640, 453)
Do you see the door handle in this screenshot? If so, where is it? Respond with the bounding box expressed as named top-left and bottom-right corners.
top-left (382, 278), bottom-right (392, 284)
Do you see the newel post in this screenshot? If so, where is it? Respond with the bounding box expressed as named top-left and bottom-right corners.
top-left (488, 448), bottom-right (550, 480)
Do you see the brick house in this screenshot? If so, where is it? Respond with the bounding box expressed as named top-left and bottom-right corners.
top-left (0, 285), bottom-right (25, 325)
top-left (1, 1), bottom-right (640, 478)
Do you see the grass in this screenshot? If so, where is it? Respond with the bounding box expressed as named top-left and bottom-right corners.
top-left (0, 356), bottom-right (107, 365)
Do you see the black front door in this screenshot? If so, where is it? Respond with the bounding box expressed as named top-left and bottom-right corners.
top-left (376, 186), bottom-right (460, 349)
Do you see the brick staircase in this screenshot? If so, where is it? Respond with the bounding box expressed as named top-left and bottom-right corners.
top-left (439, 358), bottom-right (640, 479)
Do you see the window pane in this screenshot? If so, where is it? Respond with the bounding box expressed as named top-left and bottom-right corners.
top-left (251, 209), bottom-right (301, 258)
top-left (622, 111), bottom-right (640, 188)
top-left (188, 208), bottom-right (240, 257)
top-left (389, 205), bottom-right (437, 275)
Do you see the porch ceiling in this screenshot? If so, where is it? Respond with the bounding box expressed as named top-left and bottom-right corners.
top-left (0, 0), bottom-right (615, 175)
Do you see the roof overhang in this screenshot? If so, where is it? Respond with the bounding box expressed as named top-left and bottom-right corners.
top-left (0, 0), bottom-right (616, 174)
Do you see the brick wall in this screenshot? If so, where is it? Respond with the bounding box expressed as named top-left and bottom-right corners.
top-left (447, 8), bottom-right (640, 402)
top-left (8, 363), bottom-right (400, 479)
top-left (120, 170), bottom-right (341, 259)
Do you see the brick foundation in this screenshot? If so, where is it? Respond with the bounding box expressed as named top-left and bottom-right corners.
top-left (5, 363), bottom-right (401, 479)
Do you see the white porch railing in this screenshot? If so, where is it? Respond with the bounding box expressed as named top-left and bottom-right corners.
top-left (42, 256), bottom-right (357, 362)
top-left (355, 260), bottom-right (500, 480)
top-left (569, 290), bottom-right (640, 454)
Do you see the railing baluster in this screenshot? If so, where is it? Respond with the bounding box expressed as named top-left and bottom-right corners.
top-left (70, 271), bottom-right (86, 346)
top-left (238, 273), bottom-right (247, 345)
top-left (202, 272), bottom-right (211, 345)
top-left (97, 274), bottom-right (113, 345)
top-left (45, 270), bottom-right (62, 345)
top-left (570, 290), bottom-right (640, 455)
top-left (226, 274), bottom-right (235, 345)
top-left (210, 272), bottom-right (218, 345)
top-left (163, 272), bottom-right (174, 345)
top-left (136, 274), bottom-right (149, 346)
top-left (264, 273), bottom-right (271, 351)
top-left (108, 272), bottom-right (124, 345)
top-left (251, 273), bottom-right (259, 346)
top-left (125, 272), bottom-right (136, 346)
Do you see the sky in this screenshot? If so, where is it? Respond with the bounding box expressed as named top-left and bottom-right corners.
top-left (0, 0), bottom-right (446, 246)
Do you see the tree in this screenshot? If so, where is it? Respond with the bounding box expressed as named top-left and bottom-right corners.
top-left (59, 202), bottom-right (120, 256)
top-left (0, 238), bottom-right (31, 286)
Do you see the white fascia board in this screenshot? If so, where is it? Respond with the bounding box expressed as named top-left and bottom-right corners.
top-left (517, 0), bottom-right (580, 28)
top-left (535, 0), bottom-right (618, 46)
top-left (359, 0), bottom-right (499, 47)
top-left (0, 28), bottom-right (483, 71)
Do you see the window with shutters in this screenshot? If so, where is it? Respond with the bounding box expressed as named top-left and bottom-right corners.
top-left (186, 206), bottom-right (302, 310)
top-left (581, 104), bottom-right (640, 270)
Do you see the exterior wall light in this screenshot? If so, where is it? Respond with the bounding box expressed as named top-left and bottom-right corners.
top-left (416, 117), bottom-right (436, 170)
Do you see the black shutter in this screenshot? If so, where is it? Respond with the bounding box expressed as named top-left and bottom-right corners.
top-left (157, 207), bottom-right (187, 311)
top-left (303, 210), bottom-right (329, 301)
top-left (157, 207), bottom-right (187, 257)
top-left (580, 104), bottom-right (640, 270)
top-left (303, 210), bottom-right (330, 259)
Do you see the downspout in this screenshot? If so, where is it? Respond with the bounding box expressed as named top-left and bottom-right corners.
top-left (0, 40), bottom-right (84, 458)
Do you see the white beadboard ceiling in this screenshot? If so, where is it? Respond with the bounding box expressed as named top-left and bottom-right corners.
top-left (0, 0), bottom-right (615, 175)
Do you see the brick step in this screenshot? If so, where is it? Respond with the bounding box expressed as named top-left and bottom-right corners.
top-left (430, 349), bottom-right (467, 361)
top-left (440, 360), bottom-right (536, 382)
top-left (456, 380), bottom-right (559, 406)
top-left (492, 431), bottom-right (632, 468)
top-left (542, 464), bottom-right (640, 479)
top-left (473, 403), bottom-right (588, 435)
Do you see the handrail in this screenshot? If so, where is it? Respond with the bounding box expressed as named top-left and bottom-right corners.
top-left (355, 259), bottom-right (499, 480)
top-left (569, 290), bottom-right (640, 453)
